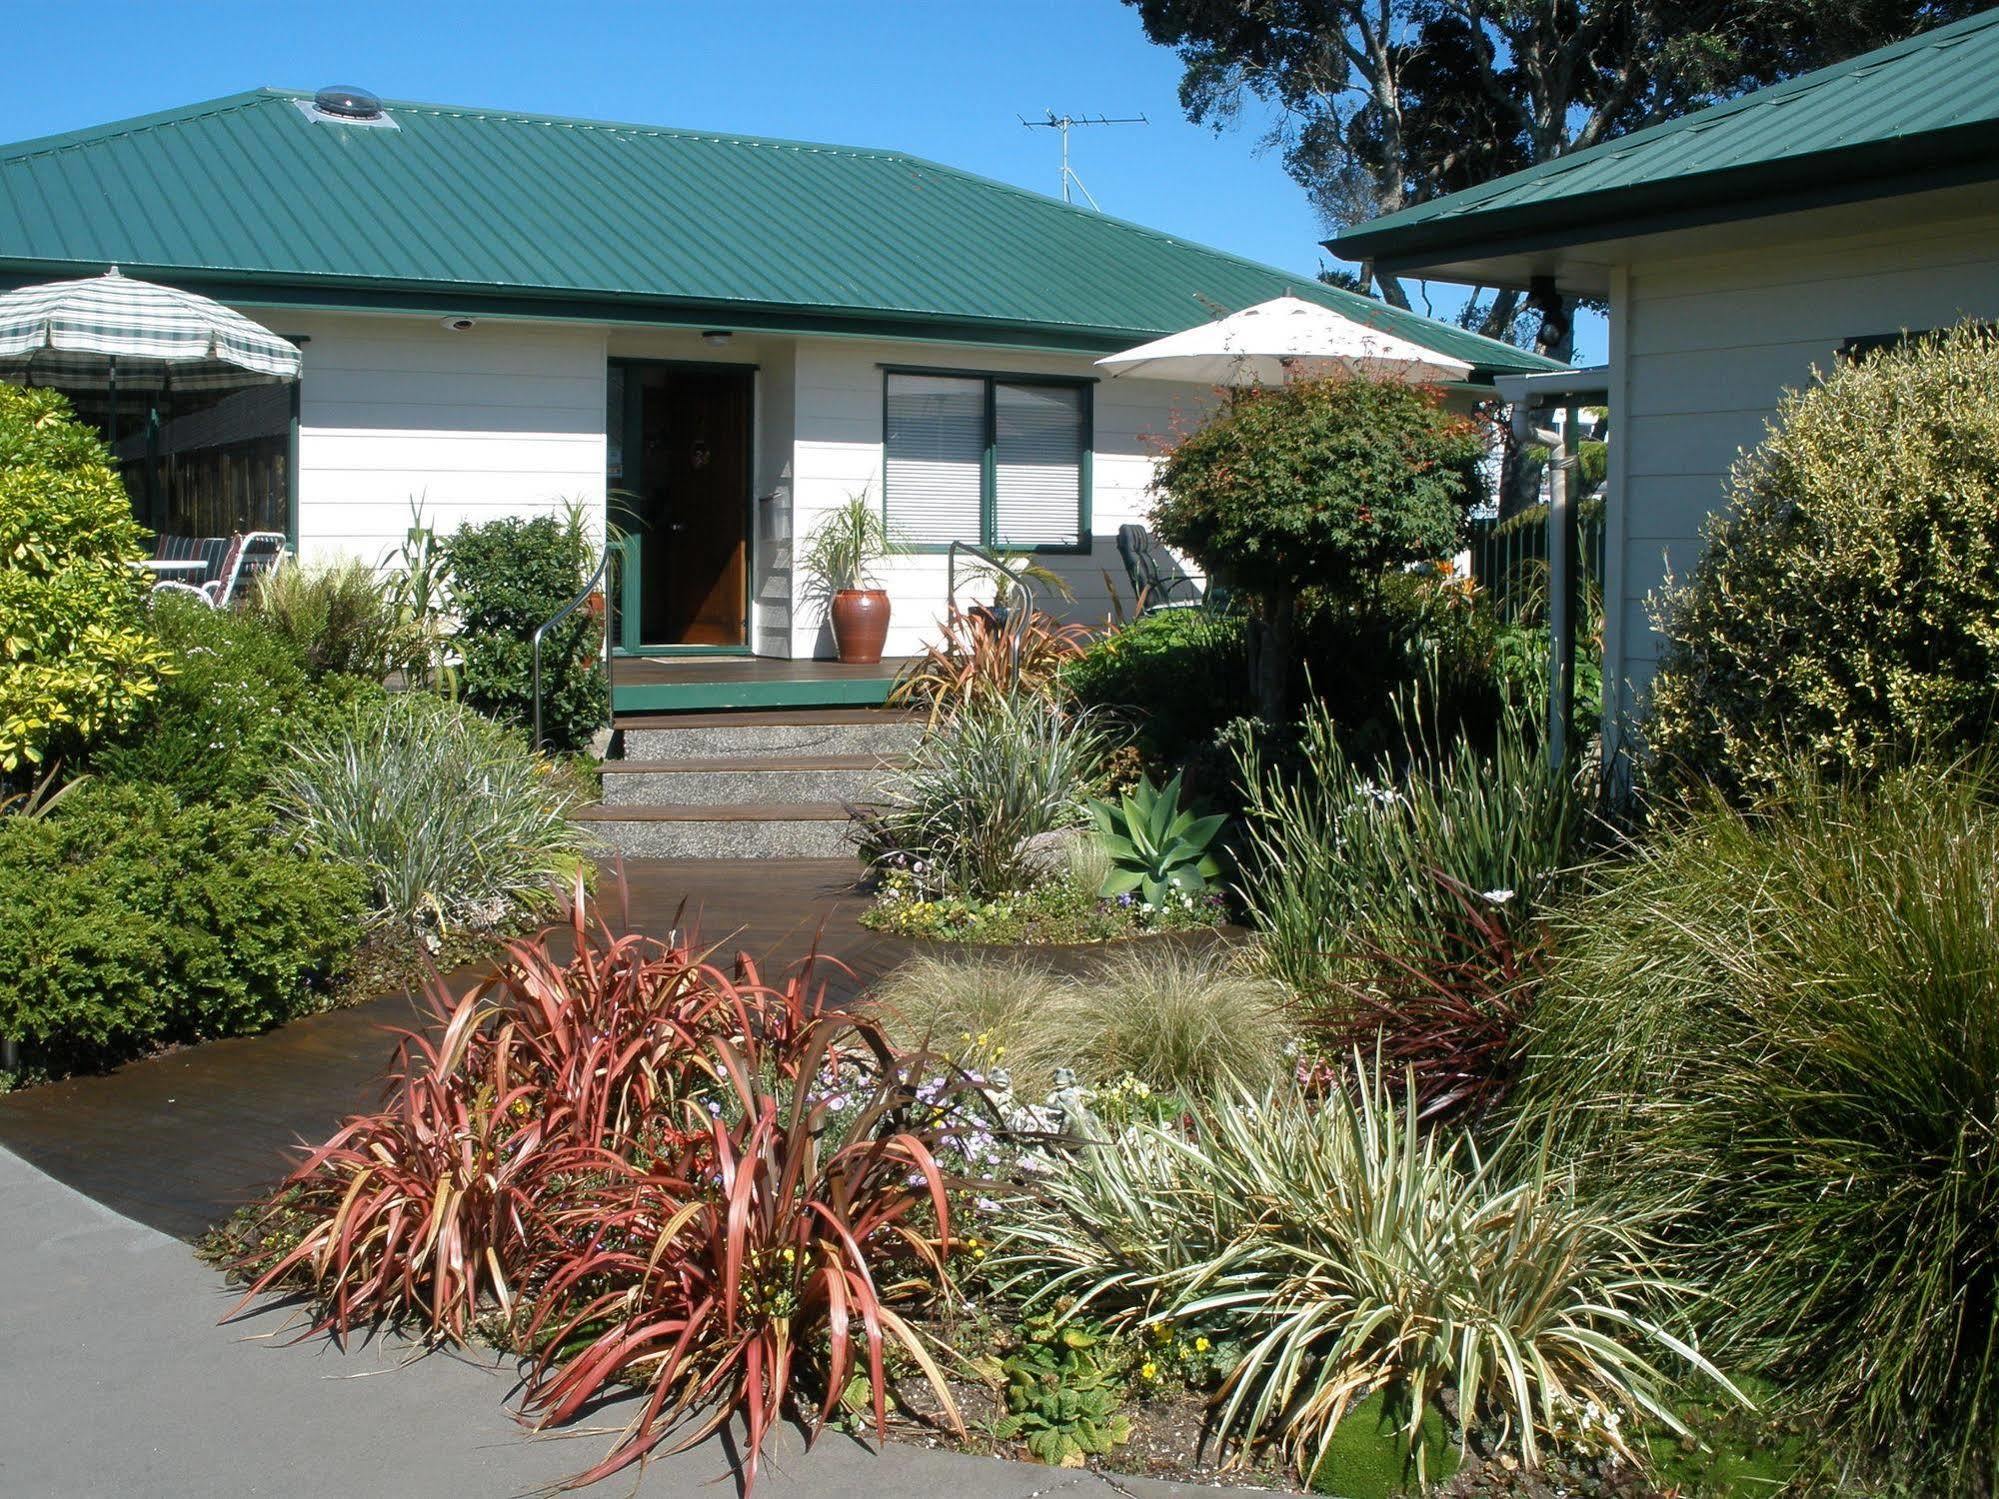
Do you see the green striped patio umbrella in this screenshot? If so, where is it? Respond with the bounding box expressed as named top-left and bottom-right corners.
top-left (0, 266), bottom-right (300, 390)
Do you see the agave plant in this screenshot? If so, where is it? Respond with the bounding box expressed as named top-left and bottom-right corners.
top-left (1088, 771), bottom-right (1225, 906)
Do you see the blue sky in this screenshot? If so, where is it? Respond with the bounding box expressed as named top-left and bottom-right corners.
top-left (0, 0), bottom-right (1604, 363)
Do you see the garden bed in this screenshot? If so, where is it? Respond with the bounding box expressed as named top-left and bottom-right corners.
top-left (861, 869), bottom-right (1230, 945)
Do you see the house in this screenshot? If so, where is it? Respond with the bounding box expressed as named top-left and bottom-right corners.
top-left (0, 86), bottom-right (1550, 712)
top-left (1334, 6), bottom-right (1999, 746)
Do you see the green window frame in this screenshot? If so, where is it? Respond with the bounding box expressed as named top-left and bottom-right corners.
top-left (880, 366), bottom-right (1094, 554)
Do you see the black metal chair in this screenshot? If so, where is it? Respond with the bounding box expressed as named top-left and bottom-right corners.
top-left (1116, 524), bottom-right (1206, 613)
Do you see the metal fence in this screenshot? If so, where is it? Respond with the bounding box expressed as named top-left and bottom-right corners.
top-left (1467, 507), bottom-right (1606, 622)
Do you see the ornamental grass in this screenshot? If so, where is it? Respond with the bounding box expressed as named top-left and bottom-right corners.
top-left (1512, 759), bottom-right (1999, 1491)
top-left (994, 1066), bottom-right (1728, 1484)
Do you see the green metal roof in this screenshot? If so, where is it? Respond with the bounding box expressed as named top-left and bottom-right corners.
top-left (1336, 7), bottom-right (1999, 271)
top-left (0, 89), bottom-right (1554, 373)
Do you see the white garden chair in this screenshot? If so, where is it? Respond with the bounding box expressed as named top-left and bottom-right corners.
top-left (150, 531), bottom-right (288, 608)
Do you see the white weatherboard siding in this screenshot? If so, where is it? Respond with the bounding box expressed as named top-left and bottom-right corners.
top-left (287, 312), bottom-right (609, 567)
top-left (276, 311), bottom-right (1215, 660)
top-left (787, 338), bottom-right (1218, 659)
top-left (1606, 208), bottom-right (1999, 732)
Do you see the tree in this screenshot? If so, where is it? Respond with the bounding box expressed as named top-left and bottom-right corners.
top-left (0, 386), bottom-right (168, 778)
top-left (1130, 0), bottom-right (1982, 508)
top-left (1150, 375), bottom-right (1484, 719)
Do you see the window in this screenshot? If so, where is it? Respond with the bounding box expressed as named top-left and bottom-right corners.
top-left (883, 370), bottom-right (1090, 549)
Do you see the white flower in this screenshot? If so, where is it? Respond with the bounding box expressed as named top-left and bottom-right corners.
top-left (1481, 888), bottom-right (1515, 905)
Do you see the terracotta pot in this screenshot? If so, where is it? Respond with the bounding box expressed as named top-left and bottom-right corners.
top-left (829, 588), bottom-right (892, 664)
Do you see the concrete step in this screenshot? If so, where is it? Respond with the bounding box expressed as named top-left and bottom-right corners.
top-left (574, 801), bottom-right (860, 859)
top-left (599, 755), bottom-right (897, 808)
top-left (616, 708), bottom-right (923, 761)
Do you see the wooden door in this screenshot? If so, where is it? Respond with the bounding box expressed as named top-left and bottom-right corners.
top-left (637, 370), bottom-right (750, 646)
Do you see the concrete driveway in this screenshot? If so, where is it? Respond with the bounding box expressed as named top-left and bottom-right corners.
top-left (0, 1145), bottom-right (1278, 1498)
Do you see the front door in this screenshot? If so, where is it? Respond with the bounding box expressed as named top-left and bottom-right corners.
top-left (630, 367), bottom-right (751, 647)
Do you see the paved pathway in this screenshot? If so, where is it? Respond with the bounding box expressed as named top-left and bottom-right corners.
top-left (0, 1143), bottom-right (1276, 1497)
top-left (0, 856), bottom-right (1279, 1495)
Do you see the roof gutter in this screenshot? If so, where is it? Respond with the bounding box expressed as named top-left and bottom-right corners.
top-left (1331, 118), bottom-right (1999, 280)
top-left (0, 262), bottom-right (1194, 357)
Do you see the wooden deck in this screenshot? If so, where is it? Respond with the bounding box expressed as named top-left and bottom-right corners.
top-left (610, 653), bottom-right (915, 714)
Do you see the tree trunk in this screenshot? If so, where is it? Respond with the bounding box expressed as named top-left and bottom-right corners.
top-left (1252, 585), bottom-right (1297, 724)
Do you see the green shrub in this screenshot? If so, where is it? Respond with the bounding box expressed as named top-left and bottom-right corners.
top-left (272, 693), bottom-right (594, 938)
top-left (1296, 569), bottom-right (1527, 765)
top-left (1647, 323), bottom-right (1999, 800)
top-left (1067, 567), bottom-right (1529, 790)
top-left (1237, 697), bottom-right (1587, 997)
top-left (1062, 608), bottom-right (1253, 771)
top-left (1512, 761), bottom-right (1999, 1490)
top-left (0, 385), bottom-right (169, 775)
top-left (444, 513), bottom-right (605, 751)
top-left (251, 559), bottom-right (409, 681)
top-left (861, 692), bottom-right (1115, 900)
top-left (0, 781), bottom-right (365, 1076)
top-left (995, 1070), bottom-right (1724, 1484)
top-left (94, 594), bottom-right (384, 803)
top-left (1150, 376), bottom-right (1485, 717)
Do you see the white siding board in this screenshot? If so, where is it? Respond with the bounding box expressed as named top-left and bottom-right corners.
top-left (1604, 215), bottom-right (1999, 725)
top-left (289, 311), bottom-right (608, 566)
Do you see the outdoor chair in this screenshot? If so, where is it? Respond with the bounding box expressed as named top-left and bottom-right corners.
top-left (152, 533), bottom-right (232, 585)
top-left (1117, 524), bottom-right (1207, 613)
top-left (150, 530), bottom-right (287, 608)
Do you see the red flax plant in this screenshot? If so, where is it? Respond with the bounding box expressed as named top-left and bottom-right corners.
top-left (890, 603), bottom-right (1092, 726)
top-left (518, 1013), bottom-right (969, 1491)
top-left (1307, 870), bottom-right (1548, 1124)
top-left (227, 886), bottom-right (850, 1349)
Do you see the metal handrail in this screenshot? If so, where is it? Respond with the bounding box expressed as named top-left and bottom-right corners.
top-left (945, 539), bottom-right (1037, 684)
top-left (532, 538), bottom-right (618, 751)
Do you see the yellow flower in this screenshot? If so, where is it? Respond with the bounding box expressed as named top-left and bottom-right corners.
top-left (1194, 1336), bottom-right (1210, 1353)
top-left (1140, 1361), bottom-right (1158, 1381)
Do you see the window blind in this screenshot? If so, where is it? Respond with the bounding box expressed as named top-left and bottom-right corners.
top-left (992, 382), bottom-right (1085, 548)
top-left (884, 373), bottom-right (984, 544)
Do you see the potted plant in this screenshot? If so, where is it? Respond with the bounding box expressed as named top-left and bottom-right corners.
top-left (801, 490), bottom-right (903, 664)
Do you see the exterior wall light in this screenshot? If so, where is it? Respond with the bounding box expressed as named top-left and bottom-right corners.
top-left (701, 330), bottom-right (733, 347)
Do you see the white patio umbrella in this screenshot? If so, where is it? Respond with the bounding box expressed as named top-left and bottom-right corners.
top-left (1096, 294), bottom-right (1473, 386)
top-left (0, 266), bottom-right (300, 391)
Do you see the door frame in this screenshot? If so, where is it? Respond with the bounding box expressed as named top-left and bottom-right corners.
top-left (607, 356), bottom-right (759, 657)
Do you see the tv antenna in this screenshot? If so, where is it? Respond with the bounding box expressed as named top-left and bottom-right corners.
top-left (1019, 110), bottom-right (1148, 211)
